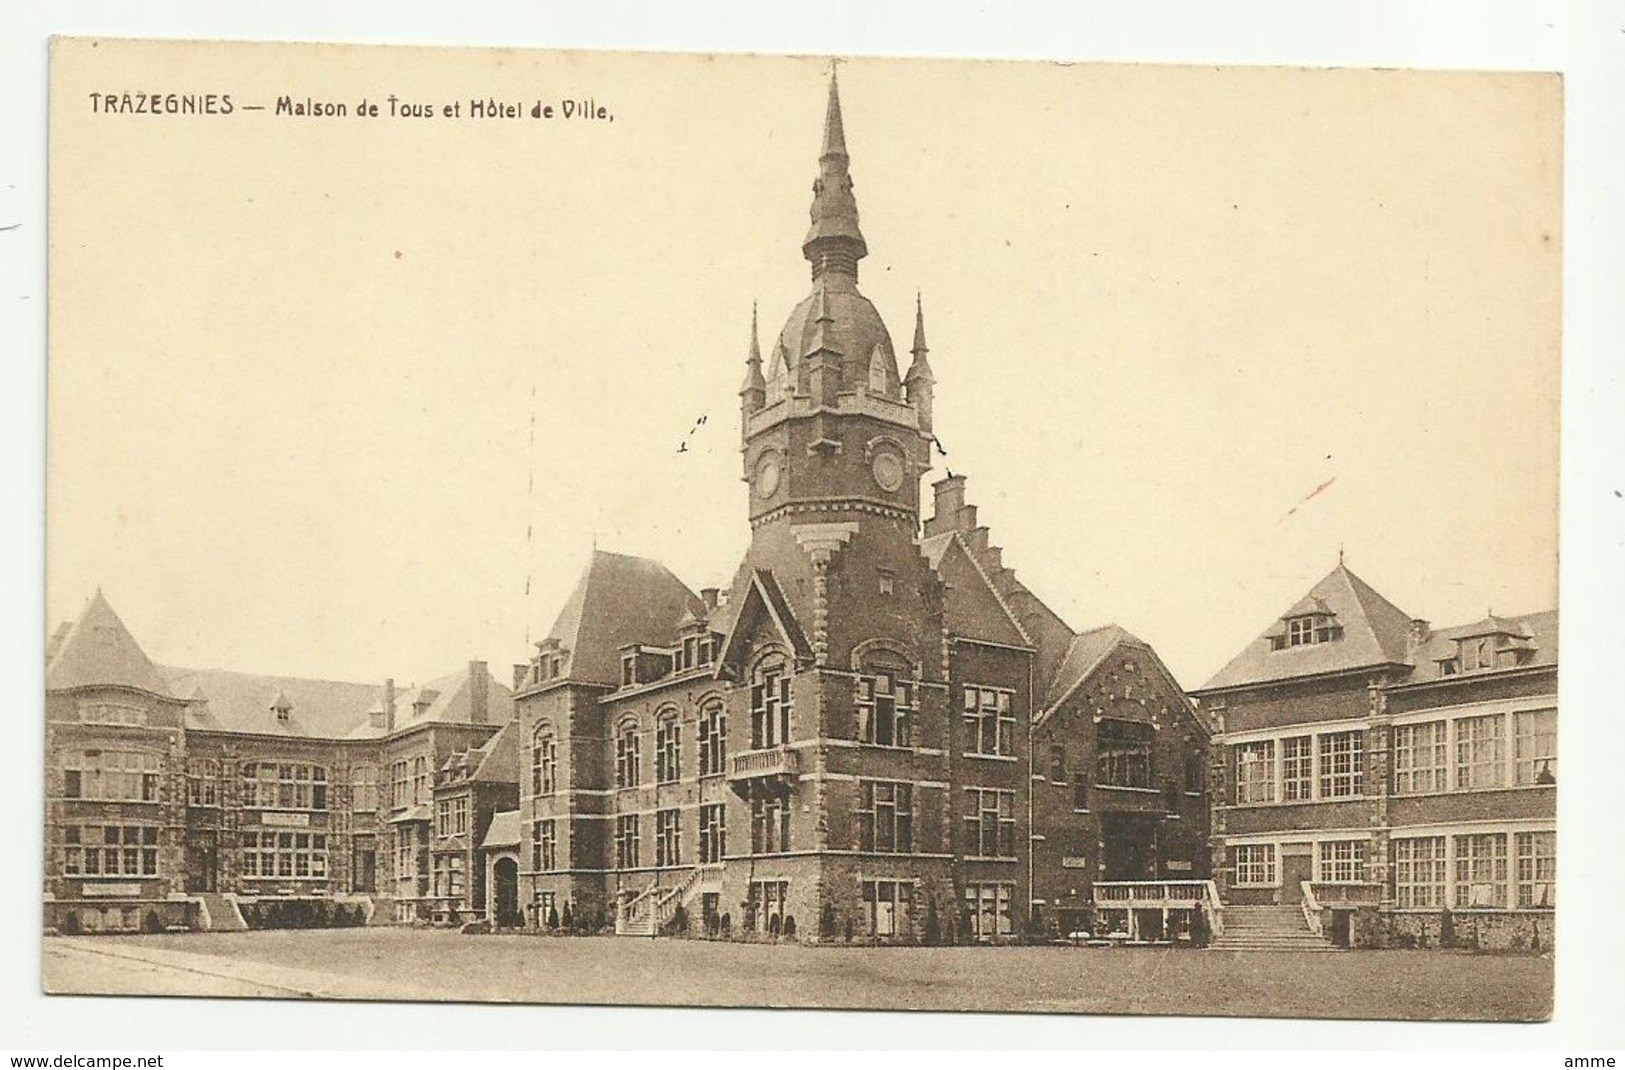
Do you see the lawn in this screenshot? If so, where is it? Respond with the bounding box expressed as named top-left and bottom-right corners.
top-left (51, 928), bottom-right (1553, 1021)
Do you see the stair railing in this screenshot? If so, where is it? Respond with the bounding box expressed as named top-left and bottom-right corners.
top-left (1300, 880), bottom-right (1323, 937)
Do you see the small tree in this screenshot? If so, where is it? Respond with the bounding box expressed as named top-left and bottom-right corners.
top-left (547, 903), bottom-right (560, 930)
top-left (783, 915), bottom-right (797, 940)
top-left (60, 911), bottom-right (81, 936)
top-left (819, 902), bottom-right (837, 940)
top-left (670, 904), bottom-right (690, 935)
top-left (720, 912), bottom-right (732, 937)
top-left (143, 909), bottom-right (164, 934)
top-left (1439, 907), bottom-right (1456, 950)
top-left (560, 901), bottom-right (574, 933)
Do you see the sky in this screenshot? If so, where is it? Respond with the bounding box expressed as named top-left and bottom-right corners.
top-left (46, 42), bottom-right (1562, 690)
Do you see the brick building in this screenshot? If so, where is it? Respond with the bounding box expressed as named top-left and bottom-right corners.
top-left (509, 74), bottom-right (1209, 944)
top-left (1193, 561), bottom-right (1556, 950)
top-left (43, 589), bottom-right (515, 933)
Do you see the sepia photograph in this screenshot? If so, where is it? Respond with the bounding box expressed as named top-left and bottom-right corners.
top-left (22, 13), bottom-right (1610, 1048)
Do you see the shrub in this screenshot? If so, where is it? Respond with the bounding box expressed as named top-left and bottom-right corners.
top-left (819, 902), bottom-right (837, 940)
top-left (60, 911), bottom-right (81, 936)
top-left (843, 917), bottom-right (853, 943)
top-left (143, 910), bottom-right (164, 934)
top-left (547, 903), bottom-right (560, 930)
top-left (671, 904), bottom-right (689, 935)
top-left (720, 912), bottom-right (731, 937)
top-left (782, 915), bottom-right (796, 940)
top-left (923, 899), bottom-right (941, 946)
top-left (559, 901), bottom-right (573, 932)
top-left (1439, 907), bottom-right (1456, 949)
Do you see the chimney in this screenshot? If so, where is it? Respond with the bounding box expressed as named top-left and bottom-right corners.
top-left (1406, 619), bottom-right (1432, 658)
top-left (932, 475), bottom-right (966, 532)
top-left (468, 660), bottom-right (489, 724)
top-left (700, 588), bottom-right (720, 612)
top-left (384, 677), bottom-right (396, 733)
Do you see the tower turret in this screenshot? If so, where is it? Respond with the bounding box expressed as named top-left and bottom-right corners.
top-left (904, 292), bottom-right (936, 434)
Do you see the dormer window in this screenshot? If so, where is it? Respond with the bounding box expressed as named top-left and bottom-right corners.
top-left (1273, 614), bottom-right (1343, 650)
top-left (621, 652), bottom-right (637, 688)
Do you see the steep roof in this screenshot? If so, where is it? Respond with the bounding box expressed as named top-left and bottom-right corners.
top-left (920, 530), bottom-right (1031, 648)
top-left (394, 665), bottom-right (515, 731)
top-left (1041, 624), bottom-right (1135, 712)
top-left (543, 550), bottom-right (706, 687)
top-left (469, 720), bottom-right (519, 783)
top-left (45, 591), bottom-right (173, 697)
top-left (162, 665), bottom-right (383, 738)
top-left (482, 809), bottom-right (522, 849)
top-left (1198, 564), bottom-right (1416, 691)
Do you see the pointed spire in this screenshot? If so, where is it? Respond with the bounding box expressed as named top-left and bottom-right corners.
top-left (740, 301), bottom-right (766, 415)
top-left (905, 291), bottom-right (935, 383)
top-left (803, 66), bottom-right (867, 280)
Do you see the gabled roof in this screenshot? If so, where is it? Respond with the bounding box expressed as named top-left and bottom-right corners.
top-left (543, 550), bottom-right (706, 687)
top-left (1404, 609), bottom-right (1558, 678)
top-left (1198, 564), bottom-right (1416, 692)
top-left (718, 569), bottom-right (814, 667)
top-left (481, 809), bottom-right (522, 849)
top-left (394, 666), bottom-right (515, 730)
top-left (45, 591), bottom-right (173, 697)
top-left (1041, 624), bottom-right (1135, 712)
top-left (920, 530), bottom-right (1031, 648)
top-left (469, 721), bottom-right (519, 783)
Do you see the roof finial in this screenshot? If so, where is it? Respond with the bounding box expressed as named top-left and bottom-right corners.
top-left (1338, 543), bottom-right (1344, 566)
top-left (912, 290), bottom-right (929, 357)
top-left (803, 63), bottom-right (867, 280)
top-left (741, 301), bottom-right (766, 400)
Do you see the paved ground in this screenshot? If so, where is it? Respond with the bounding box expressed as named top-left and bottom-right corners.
top-left (44, 929), bottom-right (1553, 1020)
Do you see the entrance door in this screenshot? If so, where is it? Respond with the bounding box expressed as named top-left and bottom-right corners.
top-left (491, 856), bottom-right (520, 928)
top-left (1279, 844), bottom-right (1314, 906)
top-left (353, 844), bottom-right (377, 893)
top-left (185, 837), bottom-right (217, 893)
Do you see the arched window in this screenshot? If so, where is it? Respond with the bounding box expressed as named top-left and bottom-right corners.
top-left (750, 657), bottom-right (792, 749)
top-left (615, 720), bottom-right (641, 789)
top-left (698, 703), bottom-right (726, 777)
top-left (531, 725), bottom-right (557, 796)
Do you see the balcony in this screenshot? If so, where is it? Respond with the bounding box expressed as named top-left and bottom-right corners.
top-left (727, 746), bottom-right (799, 789)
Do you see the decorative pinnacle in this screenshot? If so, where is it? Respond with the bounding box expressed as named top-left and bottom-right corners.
top-left (905, 290), bottom-right (934, 383)
top-left (741, 301), bottom-right (766, 396)
top-left (803, 67), bottom-right (867, 277)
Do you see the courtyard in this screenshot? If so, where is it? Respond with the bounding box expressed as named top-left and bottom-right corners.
top-left (43, 928), bottom-right (1552, 1021)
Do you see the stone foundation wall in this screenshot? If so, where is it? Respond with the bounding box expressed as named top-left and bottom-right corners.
top-left (1383, 909), bottom-right (1553, 953)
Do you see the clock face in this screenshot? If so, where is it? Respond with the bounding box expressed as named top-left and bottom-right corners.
top-left (872, 451), bottom-right (905, 493)
top-left (756, 454), bottom-right (781, 498)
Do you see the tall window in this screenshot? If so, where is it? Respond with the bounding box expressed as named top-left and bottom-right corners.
top-left (390, 761), bottom-right (409, 809)
top-left (186, 758), bottom-right (219, 807)
top-left (857, 780), bottom-right (913, 853)
top-left (1235, 741), bottom-right (1276, 804)
top-left (1318, 731), bottom-right (1363, 798)
top-left (396, 828), bottom-right (416, 879)
top-left (350, 763), bottom-right (379, 812)
top-left (412, 756), bottom-right (429, 804)
top-left (436, 796), bottom-right (468, 838)
top-left (962, 788), bottom-right (1016, 858)
top-left (864, 879), bottom-right (914, 937)
top-left (533, 819), bottom-right (556, 872)
top-left (62, 825), bottom-right (159, 876)
top-left (615, 723), bottom-right (641, 788)
top-left (64, 750), bottom-right (161, 802)
top-left (1096, 720), bottom-right (1153, 788)
top-left (1393, 837), bottom-right (1446, 908)
top-left (655, 808), bottom-right (681, 867)
top-left (963, 883), bottom-right (1013, 938)
top-left (1454, 832), bottom-right (1508, 908)
top-left (1280, 735), bottom-right (1313, 801)
top-left (1515, 831), bottom-right (1555, 908)
top-left (698, 706), bottom-right (726, 777)
top-left (242, 763), bottom-right (328, 810)
top-left (699, 803), bottom-right (726, 863)
top-left (857, 672), bottom-right (915, 748)
top-left (78, 701), bottom-right (147, 726)
top-left (1393, 721), bottom-right (1448, 794)
top-left (1455, 715), bottom-right (1505, 790)
top-left (531, 729), bottom-right (557, 796)
top-left (615, 814), bottom-right (640, 869)
top-left (1233, 843), bottom-right (1276, 886)
top-left (655, 717), bottom-right (681, 784)
top-left (750, 789), bottom-right (790, 854)
top-left (964, 686), bottom-right (1015, 756)
top-left (1316, 839), bottom-right (1366, 883)
top-left (1513, 710), bottom-right (1557, 785)
top-left (751, 660), bottom-right (792, 749)
top-left (241, 831), bottom-right (327, 879)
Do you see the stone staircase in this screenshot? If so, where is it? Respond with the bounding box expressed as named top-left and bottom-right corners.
top-left (1209, 905), bottom-right (1338, 952)
top-left (195, 892), bottom-right (248, 932)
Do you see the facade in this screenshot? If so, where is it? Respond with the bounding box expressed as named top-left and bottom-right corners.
top-left (43, 590), bottom-right (516, 934)
top-left (1193, 562), bottom-right (1556, 950)
top-left (510, 75), bottom-right (1208, 944)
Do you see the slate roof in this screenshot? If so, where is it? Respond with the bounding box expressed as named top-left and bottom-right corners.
top-left (1403, 609), bottom-right (1558, 680)
top-left (162, 665), bottom-right (384, 739)
top-left (1199, 564), bottom-right (1416, 691)
top-left (45, 591), bottom-right (173, 697)
top-left (481, 809), bottom-right (522, 849)
top-left (469, 721), bottom-right (519, 783)
top-left (544, 550), bottom-right (706, 687)
top-left (1041, 624), bottom-right (1135, 712)
top-left (393, 666), bottom-right (515, 732)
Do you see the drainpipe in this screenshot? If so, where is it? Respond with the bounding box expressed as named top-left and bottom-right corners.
top-left (1026, 654), bottom-right (1035, 937)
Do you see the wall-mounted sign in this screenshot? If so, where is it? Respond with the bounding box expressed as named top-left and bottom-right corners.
top-left (261, 811), bottom-right (311, 828)
top-left (82, 883), bottom-right (141, 897)
top-left (1167, 860), bottom-right (1194, 872)
top-left (1061, 857), bottom-right (1089, 869)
